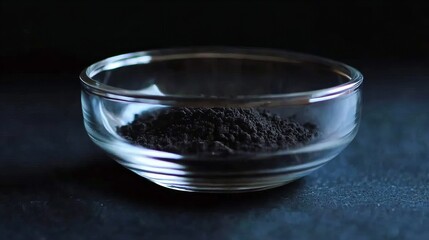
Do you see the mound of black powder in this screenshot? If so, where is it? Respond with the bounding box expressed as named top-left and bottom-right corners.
top-left (118, 108), bottom-right (317, 155)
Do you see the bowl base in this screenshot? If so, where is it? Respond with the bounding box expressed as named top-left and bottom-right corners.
top-left (153, 181), bottom-right (293, 193)
top-left (127, 165), bottom-right (321, 193)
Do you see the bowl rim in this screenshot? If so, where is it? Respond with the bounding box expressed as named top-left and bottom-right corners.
top-left (80, 46), bottom-right (363, 105)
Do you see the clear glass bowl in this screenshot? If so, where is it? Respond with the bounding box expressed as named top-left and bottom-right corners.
top-left (80, 47), bottom-right (363, 193)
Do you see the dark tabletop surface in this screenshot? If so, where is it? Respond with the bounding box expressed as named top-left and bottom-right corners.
top-left (1, 60), bottom-right (428, 240)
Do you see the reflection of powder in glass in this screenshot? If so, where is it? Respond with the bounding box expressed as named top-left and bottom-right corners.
top-left (119, 84), bottom-right (166, 122)
top-left (118, 107), bottom-right (318, 155)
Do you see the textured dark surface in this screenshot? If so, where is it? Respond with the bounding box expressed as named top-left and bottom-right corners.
top-left (1, 60), bottom-right (428, 239)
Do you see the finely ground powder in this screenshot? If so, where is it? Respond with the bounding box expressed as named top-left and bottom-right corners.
top-left (118, 107), bottom-right (317, 155)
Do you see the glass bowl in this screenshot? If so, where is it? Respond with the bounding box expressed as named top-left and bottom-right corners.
top-left (80, 47), bottom-right (363, 193)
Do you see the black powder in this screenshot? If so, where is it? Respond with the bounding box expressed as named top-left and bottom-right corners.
top-left (118, 108), bottom-right (317, 155)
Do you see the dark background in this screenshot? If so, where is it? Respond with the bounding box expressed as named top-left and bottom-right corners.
top-left (1, 1), bottom-right (428, 240)
top-left (1, 0), bottom-right (428, 74)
